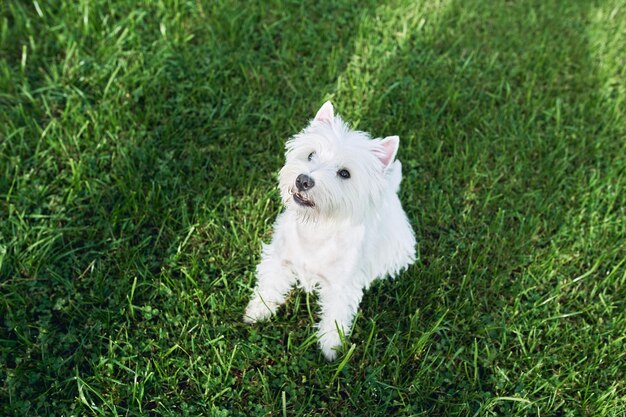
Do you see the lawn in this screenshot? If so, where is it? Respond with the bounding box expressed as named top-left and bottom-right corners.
top-left (1, 0), bottom-right (625, 415)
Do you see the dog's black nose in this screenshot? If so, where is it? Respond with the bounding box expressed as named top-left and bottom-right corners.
top-left (296, 174), bottom-right (315, 191)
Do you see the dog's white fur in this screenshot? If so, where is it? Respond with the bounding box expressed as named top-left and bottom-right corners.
top-left (244, 102), bottom-right (416, 360)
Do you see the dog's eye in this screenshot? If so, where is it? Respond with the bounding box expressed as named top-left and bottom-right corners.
top-left (337, 169), bottom-right (351, 179)
top-left (308, 152), bottom-right (315, 161)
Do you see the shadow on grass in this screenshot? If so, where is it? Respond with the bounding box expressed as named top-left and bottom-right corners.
top-left (0, 0), bottom-right (383, 414)
top-left (358, 0), bottom-right (606, 312)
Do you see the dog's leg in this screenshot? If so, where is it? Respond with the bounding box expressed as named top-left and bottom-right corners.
top-left (316, 284), bottom-right (363, 361)
top-left (244, 250), bottom-right (294, 324)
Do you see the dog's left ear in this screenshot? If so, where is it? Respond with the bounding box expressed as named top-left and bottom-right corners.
top-left (314, 101), bottom-right (334, 124)
top-left (376, 136), bottom-right (399, 169)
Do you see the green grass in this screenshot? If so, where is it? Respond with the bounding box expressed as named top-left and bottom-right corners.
top-left (1, 0), bottom-right (625, 415)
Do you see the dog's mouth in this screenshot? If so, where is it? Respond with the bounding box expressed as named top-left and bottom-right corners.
top-left (292, 191), bottom-right (315, 207)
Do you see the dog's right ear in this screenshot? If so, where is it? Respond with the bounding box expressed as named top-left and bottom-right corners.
top-left (314, 101), bottom-right (334, 124)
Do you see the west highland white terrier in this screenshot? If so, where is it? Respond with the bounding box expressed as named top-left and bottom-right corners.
top-left (244, 101), bottom-right (416, 360)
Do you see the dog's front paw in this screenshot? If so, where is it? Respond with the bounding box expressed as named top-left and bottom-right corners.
top-left (318, 329), bottom-right (342, 361)
top-left (243, 296), bottom-right (274, 324)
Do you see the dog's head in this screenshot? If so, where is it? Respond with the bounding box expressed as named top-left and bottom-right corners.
top-left (279, 101), bottom-right (402, 222)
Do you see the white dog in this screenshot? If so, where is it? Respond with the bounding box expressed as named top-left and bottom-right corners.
top-left (244, 102), bottom-right (416, 360)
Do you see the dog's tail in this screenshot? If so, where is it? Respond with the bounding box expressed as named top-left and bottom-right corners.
top-left (385, 160), bottom-right (403, 193)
